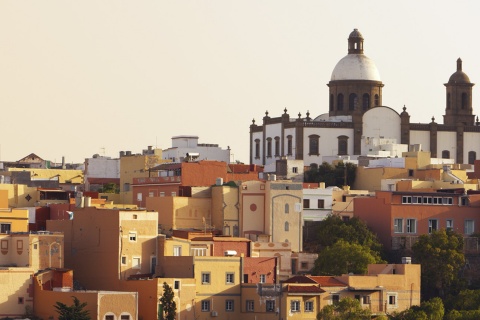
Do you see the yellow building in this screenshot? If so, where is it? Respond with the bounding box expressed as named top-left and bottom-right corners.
top-left (0, 207), bottom-right (29, 233)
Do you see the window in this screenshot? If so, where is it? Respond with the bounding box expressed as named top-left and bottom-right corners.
top-left (274, 136), bottom-right (280, 156)
top-left (362, 295), bottom-right (371, 304)
top-left (428, 219), bottom-right (438, 233)
top-left (173, 246), bottom-right (182, 256)
top-left (266, 300), bottom-right (275, 312)
top-left (129, 232), bottom-right (137, 242)
top-left (465, 220), bottom-right (475, 235)
top-left (446, 219), bottom-right (454, 231)
top-left (226, 273), bottom-right (234, 284)
top-left (349, 93), bottom-right (357, 111)
top-left (259, 274), bottom-right (266, 283)
top-left (318, 199), bottom-right (325, 208)
top-left (291, 300), bottom-right (300, 312)
top-left (394, 218), bottom-right (403, 233)
top-left (442, 150), bottom-right (450, 159)
top-left (255, 139), bottom-right (260, 159)
top-left (246, 300), bottom-right (254, 312)
top-left (332, 294), bottom-right (340, 305)
top-left (330, 94), bottom-right (334, 111)
top-left (388, 293), bottom-right (398, 307)
top-left (136, 193), bottom-right (142, 201)
top-left (121, 256), bottom-right (127, 265)
top-left (174, 280), bottom-right (180, 290)
top-left (406, 219), bottom-right (416, 234)
top-left (284, 222), bottom-right (289, 232)
top-left (132, 257), bottom-right (141, 269)
top-left (287, 135), bottom-right (293, 155)
top-left (266, 138), bottom-right (272, 157)
top-left (337, 93), bottom-right (344, 110)
top-left (225, 300), bottom-right (234, 312)
top-left (171, 192), bottom-right (176, 197)
top-left (462, 92), bottom-right (468, 109)
top-left (285, 204), bottom-right (289, 214)
top-left (18, 297), bottom-right (24, 304)
top-left (402, 196), bottom-right (412, 204)
top-left (191, 247), bottom-right (206, 256)
top-left (305, 300), bottom-right (314, 312)
top-left (201, 272), bottom-right (211, 284)
top-left (292, 167), bottom-right (298, 173)
top-left (160, 192), bottom-right (165, 197)
top-left (408, 169), bottom-right (414, 177)
top-left (120, 316), bottom-right (130, 320)
top-left (201, 300), bottom-right (210, 312)
top-left (303, 199), bottom-right (310, 209)
top-left (469, 151), bottom-right (476, 165)
top-left (148, 192), bottom-right (154, 197)
top-left (105, 316), bottom-right (114, 320)
top-left (338, 136), bottom-right (348, 156)
top-left (123, 183), bottom-right (130, 192)
top-left (374, 94), bottom-right (379, 106)
top-left (309, 135), bottom-right (320, 155)
top-left (0, 223), bottom-right (11, 234)
top-left (443, 197), bottom-right (453, 205)
top-left (362, 93), bottom-right (370, 110)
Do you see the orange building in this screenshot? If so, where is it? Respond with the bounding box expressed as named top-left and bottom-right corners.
top-left (354, 189), bottom-right (480, 250)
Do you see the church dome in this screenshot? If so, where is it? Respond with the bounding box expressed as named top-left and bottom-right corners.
top-left (330, 29), bottom-right (381, 81)
top-left (331, 54), bottom-right (381, 81)
top-left (448, 58), bottom-right (470, 84)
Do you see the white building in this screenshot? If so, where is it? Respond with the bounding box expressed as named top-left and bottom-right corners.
top-left (162, 135), bottom-right (231, 163)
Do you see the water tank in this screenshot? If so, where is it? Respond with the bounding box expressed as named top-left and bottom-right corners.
top-left (119, 151), bottom-right (125, 157)
top-left (402, 257), bottom-right (412, 264)
top-left (216, 178), bottom-right (223, 186)
top-left (126, 151), bottom-right (132, 156)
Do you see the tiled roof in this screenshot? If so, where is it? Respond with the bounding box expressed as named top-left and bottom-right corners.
top-left (286, 285), bottom-right (324, 293)
top-left (283, 275), bottom-right (317, 284)
top-left (309, 276), bottom-right (347, 287)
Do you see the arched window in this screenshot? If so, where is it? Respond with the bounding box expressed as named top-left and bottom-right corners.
top-left (337, 94), bottom-right (344, 111)
top-left (285, 222), bottom-right (289, 231)
top-left (442, 150), bottom-right (450, 159)
top-left (308, 135), bottom-right (320, 155)
top-left (362, 93), bottom-right (370, 111)
top-left (266, 138), bottom-right (272, 158)
top-left (329, 94), bottom-right (334, 111)
top-left (374, 94), bottom-right (379, 106)
top-left (462, 93), bottom-right (468, 109)
top-left (254, 139), bottom-right (260, 159)
top-left (469, 151), bottom-right (476, 165)
top-left (274, 136), bottom-right (280, 156)
top-left (447, 93), bottom-right (451, 109)
top-left (285, 204), bottom-right (289, 214)
top-left (338, 135), bottom-right (349, 156)
top-left (287, 135), bottom-right (293, 156)
top-left (349, 93), bottom-right (357, 111)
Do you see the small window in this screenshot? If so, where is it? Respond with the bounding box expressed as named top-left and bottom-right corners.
top-left (120, 316), bottom-right (130, 320)
top-left (285, 204), bottom-right (289, 214)
top-left (291, 300), bottom-right (300, 312)
top-left (287, 135), bottom-right (293, 156)
top-left (255, 139), bottom-right (261, 159)
top-left (171, 192), bottom-right (176, 197)
top-left (129, 232), bottom-right (137, 242)
top-left (284, 222), bottom-right (289, 231)
top-left (318, 199), bottom-right (325, 208)
top-left (429, 219), bottom-right (438, 233)
top-left (305, 300), bottom-right (314, 312)
top-left (465, 220), bottom-right (475, 235)
top-left (121, 256), bottom-right (127, 265)
top-left (446, 219), bottom-right (454, 232)
top-left (259, 274), bottom-right (266, 283)
top-left (105, 316), bottom-right (114, 320)
top-left (266, 300), bottom-right (275, 312)
top-left (388, 294), bottom-right (397, 306)
top-left (0, 223), bottom-right (11, 234)
top-left (303, 199), bottom-right (310, 209)
top-left (123, 183), bottom-right (130, 192)
top-left (274, 136), bottom-right (280, 157)
top-left (132, 257), bottom-right (141, 269)
top-left (266, 138), bottom-right (272, 158)
top-left (332, 294), bottom-right (340, 305)
top-left (173, 246), bottom-right (182, 256)
top-left (160, 192), bottom-right (165, 197)
top-left (362, 295), bottom-right (370, 304)
top-left (309, 135), bottom-right (320, 155)
top-left (136, 193), bottom-right (142, 201)
top-left (201, 300), bottom-right (210, 312)
top-left (246, 300), bottom-right (254, 312)
top-left (301, 262), bottom-right (308, 269)
top-left (225, 299), bottom-right (234, 312)
top-left (202, 272), bottom-right (211, 284)
top-left (18, 297), bottom-right (24, 304)
top-left (394, 218), bottom-right (403, 233)
top-left (402, 196), bottom-right (412, 204)
top-left (174, 280), bottom-right (180, 290)
top-left (408, 169), bottom-right (414, 177)
top-left (133, 214), bottom-right (138, 219)
top-left (226, 273), bottom-right (234, 284)
top-left (406, 219), bottom-right (416, 234)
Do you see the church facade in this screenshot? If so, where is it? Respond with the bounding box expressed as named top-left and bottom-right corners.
top-left (249, 29), bottom-right (480, 167)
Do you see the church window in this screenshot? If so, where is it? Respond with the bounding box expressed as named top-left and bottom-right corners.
top-left (349, 93), bottom-right (357, 111)
top-left (462, 93), bottom-right (468, 109)
top-left (447, 93), bottom-right (451, 109)
top-left (285, 222), bottom-right (289, 231)
top-left (468, 151), bottom-right (476, 165)
top-left (309, 135), bottom-right (320, 155)
top-left (330, 94), bottom-right (334, 111)
top-left (274, 136), bottom-right (280, 156)
top-left (442, 150), bottom-right (450, 159)
top-left (337, 94), bottom-right (344, 111)
top-left (287, 135), bottom-right (293, 155)
top-left (266, 138), bottom-right (272, 158)
top-left (374, 94), bottom-right (379, 106)
top-left (254, 139), bottom-right (260, 159)
top-left (362, 93), bottom-right (370, 110)
top-left (338, 136), bottom-right (349, 155)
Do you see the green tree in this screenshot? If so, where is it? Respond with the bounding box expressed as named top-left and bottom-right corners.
top-left (316, 297), bottom-right (371, 320)
top-left (305, 162), bottom-right (356, 187)
top-left (99, 183), bottom-right (119, 193)
top-left (391, 297), bottom-right (443, 320)
top-left (313, 240), bottom-right (383, 275)
top-left (54, 296), bottom-right (90, 320)
top-left (412, 229), bottom-right (465, 299)
top-left (159, 282), bottom-right (176, 320)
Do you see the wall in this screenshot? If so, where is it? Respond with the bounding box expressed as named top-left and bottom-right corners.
top-left (0, 268), bottom-right (33, 317)
top-left (211, 185), bottom-right (240, 236)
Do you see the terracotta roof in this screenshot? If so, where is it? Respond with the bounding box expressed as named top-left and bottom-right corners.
top-left (284, 275), bottom-right (317, 284)
top-left (286, 284), bottom-right (324, 293)
top-left (309, 276), bottom-right (347, 287)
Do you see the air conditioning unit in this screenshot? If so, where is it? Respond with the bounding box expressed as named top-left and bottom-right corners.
top-left (211, 311), bottom-right (218, 317)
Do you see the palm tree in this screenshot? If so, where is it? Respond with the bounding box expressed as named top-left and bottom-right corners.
top-left (54, 296), bottom-right (90, 320)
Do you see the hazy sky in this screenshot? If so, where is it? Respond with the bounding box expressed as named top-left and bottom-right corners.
top-left (1, 1), bottom-right (479, 164)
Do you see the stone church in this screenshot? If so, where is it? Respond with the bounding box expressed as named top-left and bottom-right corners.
top-left (249, 29), bottom-right (479, 167)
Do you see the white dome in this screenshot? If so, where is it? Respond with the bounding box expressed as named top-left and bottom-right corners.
top-left (331, 54), bottom-right (381, 81)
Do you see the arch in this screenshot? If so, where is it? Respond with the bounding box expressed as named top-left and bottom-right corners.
top-left (349, 93), bottom-right (357, 111)
top-left (362, 93), bottom-right (370, 111)
top-left (374, 94), bottom-right (379, 106)
top-left (308, 135), bottom-right (320, 155)
top-left (286, 135), bottom-right (293, 155)
top-left (468, 151), bottom-right (476, 165)
top-left (284, 222), bottom-right (289, 231)
top-left (274, 136), bottom-right (280, 156)
top-left (442, 150), bottom-right (450, 159)
top-left (337, 94), bottom-right (344, 111)
top-left (338, 135), bottom-right (349, 156)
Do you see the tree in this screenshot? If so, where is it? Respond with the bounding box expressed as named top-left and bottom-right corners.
top-left (316, 297), bottom-right (371, 320)
top-left (159, 282), bottom-right (176, 320)
top-left (412, 229), bottom-right (465, 299)
top-left (313, 240), bottom-right (383, 275)
top-left (305, 162), bottom-right (356, 187)
top-left (391, 297), bottom-right (444, 320)
top-left (54, 296), bottom-right (90, 320)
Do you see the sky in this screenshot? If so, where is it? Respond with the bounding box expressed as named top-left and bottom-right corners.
top-left (1, 1), bottom-right (480, 164)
